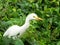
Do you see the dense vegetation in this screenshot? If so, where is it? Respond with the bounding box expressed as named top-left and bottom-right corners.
top-left (0, 0), bottom-right (59, 45)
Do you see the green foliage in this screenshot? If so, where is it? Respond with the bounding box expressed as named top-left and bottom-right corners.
top-left (0, 0), bottom-right (59, 45)
top-left (14, 39), bottom-right (24, 45)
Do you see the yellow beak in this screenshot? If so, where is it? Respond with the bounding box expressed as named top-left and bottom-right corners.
top-left (34, 16), bottom-right (43, 20)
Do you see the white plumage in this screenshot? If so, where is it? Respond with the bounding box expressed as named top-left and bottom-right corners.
top-left (3, 13), bottom-right (43, 39)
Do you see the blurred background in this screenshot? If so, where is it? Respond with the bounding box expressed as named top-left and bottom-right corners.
top-left (0, 0), bottom-right (59, 45)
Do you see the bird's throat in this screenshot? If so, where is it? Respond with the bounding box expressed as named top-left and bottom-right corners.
top-left (21, 19), bottom-right (30, 30)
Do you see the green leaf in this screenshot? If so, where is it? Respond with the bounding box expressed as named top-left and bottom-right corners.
top-left (57, 41), bottom-right (60, 45)
top-left (14, 39), bottom-right (24, 45)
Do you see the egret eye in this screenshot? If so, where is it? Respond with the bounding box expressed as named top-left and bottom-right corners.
top-left (33, 16), bottom-right (36, 18)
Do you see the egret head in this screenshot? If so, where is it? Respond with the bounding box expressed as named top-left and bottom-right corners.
top-left (26, 13), bottom-right (43, 21)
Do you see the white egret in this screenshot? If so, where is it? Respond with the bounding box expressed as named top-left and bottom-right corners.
top-left (3, 13), bottom-right (43, 39)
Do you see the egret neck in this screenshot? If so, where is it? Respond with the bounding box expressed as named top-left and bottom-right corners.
top-left (21, 18), bottom-right (30, 31)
